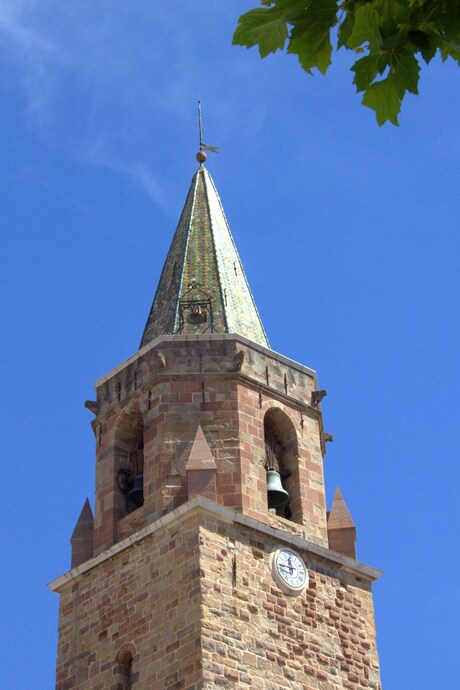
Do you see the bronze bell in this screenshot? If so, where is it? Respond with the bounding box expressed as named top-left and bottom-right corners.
top-left (127, 474), bottom-right (144, 509)
top-left (266, 468), bottom-right (290, 508)
top-left (187, 304), bottom-right (207, 325)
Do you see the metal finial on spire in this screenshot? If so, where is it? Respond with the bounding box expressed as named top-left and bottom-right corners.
top-left (196, 100), bottom-right (219, 165)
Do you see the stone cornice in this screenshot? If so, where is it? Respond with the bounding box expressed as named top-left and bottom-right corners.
top-left (94, 334), bottom-right (317, 389)
top-left (91, 369), bottom-right (322, 431)
top-left (48, 497), bottom-right (382, 593)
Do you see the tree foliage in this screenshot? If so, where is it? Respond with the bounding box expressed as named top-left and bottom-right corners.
top-left (233, 0), bottom-right (460, 125)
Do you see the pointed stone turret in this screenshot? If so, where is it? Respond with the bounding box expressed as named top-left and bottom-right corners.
top-left (70, 498), bottom-right (94, 568)
top-left (186, 425), bottom-right (217, 502)
top-left (327, 487), bottom-right (357, 559)
top-left (140, 163), bottom-right (268, 349)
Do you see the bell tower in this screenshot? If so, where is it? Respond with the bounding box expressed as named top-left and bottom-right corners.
top-left (50, 152), bottom-right (382, 690)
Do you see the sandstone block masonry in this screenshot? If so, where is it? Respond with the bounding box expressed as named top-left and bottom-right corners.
top-left (199, 509), bottom-right (381, 690)
top-left (51, 500), bottom-right (381, 690)
top-left (52, 331), bottom-right (382, 689)
top-left (88, 334), bottom-right (330, 557)
top-left (54, 511), bottom-right (203, 690)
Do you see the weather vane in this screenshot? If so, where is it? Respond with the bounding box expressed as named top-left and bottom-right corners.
top-left (196, 100), bottom-right (219, 164)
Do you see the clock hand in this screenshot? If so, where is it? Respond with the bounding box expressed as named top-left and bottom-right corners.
top-left (279, 563), bottom-right (294, 573)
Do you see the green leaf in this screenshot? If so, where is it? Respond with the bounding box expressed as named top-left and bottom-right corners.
top-left (233, 7), bottom-right (289, 57)
top-left (232, 0), bottom-right (460, 126)
top-left (373, 0), bottom-right (409, 24)
top-left (351, 54), bottom-right (380, 92)
top-left (361, 50), bottom-right (419, 125)
top-left (407, 29), bottom-right (429, 51)
top-left (288, 23), bottom-right (333, 74)
top-left (347, 4), bottom-right (380, 49)
top-left (442, 6), bottom-right (460, 42)
top-left (287, 0), bottom-right (338, 74)
top-left (419, 34), bottom-right (439, 64)
top-left (362, 78), bottom-right (401, 125)
top-left (380, 31), bottom-right (408, 51)
top-left (377, 52), bottom-right (392, 75)
top-left (270, 0), bottom-right (315, 23)
top-left (392, 51), bottom-right (420, 95)
top-left (440, 42), bottom-right (450, 62)
top-left (337, 13), bottom-right (353, 49)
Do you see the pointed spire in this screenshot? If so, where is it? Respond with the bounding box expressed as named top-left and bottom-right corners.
top-left (327, 487), bottom-right (357, 559)
top-left (70, 498), bottom-right (94, 568)
top-left (186, 426), bottom-right (217, 501)
top-left (140, 165), bottom-right (268, 349)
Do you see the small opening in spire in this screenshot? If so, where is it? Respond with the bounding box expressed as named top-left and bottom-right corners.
top-left (177, 281), bottom-right (216, 335)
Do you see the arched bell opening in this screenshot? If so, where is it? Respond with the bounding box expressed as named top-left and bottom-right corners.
top-left (114, 409), bottom-right (145, 516)
top-left (264, 408), bottom-right (301, 524)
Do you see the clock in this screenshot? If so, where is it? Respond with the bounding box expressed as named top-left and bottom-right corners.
top-left (270, 547), bottom-right (308, 595)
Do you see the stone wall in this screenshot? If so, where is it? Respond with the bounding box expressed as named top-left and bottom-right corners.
top-left (56, 513), bottom-right (203, 690)
top-left (54, 503), bottom-right (381, 690)
top-left (90, 335), bottom-right (326, 555)
top-left (198, 513), bottom-right (381, 690)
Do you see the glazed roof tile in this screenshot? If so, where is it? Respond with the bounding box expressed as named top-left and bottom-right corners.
top-left (140, 165), bottom-right (268, 348)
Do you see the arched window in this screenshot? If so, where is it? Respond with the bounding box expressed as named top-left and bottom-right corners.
top-left (114, 410), bottom-right (144, 516)
top-left (264, 408), bottom-right (301, 524)
top-left (114, 645), bottom-right (136, 689)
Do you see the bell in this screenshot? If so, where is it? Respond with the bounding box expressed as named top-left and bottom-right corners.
top-left (266, 468), bottom-right (290, 509)
top-left (187, 304), bottom-right (207, 325)
top-left (127, 474), bottom-right (144, 508)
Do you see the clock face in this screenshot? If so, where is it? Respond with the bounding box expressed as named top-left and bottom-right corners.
top-left (271, 548), bottom-right (308, 594)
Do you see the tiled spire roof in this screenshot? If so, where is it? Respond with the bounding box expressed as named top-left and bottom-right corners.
top-left (140, 164), bottom-right (269, 349)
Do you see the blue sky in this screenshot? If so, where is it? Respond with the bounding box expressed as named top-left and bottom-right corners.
top-left (1, 2), bottom-right (459, 688)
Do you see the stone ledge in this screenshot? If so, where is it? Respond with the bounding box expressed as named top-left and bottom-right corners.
top-left (94, 334), bottom-right (317, 388)
top-left (49, 497), bottom-right (381, 593)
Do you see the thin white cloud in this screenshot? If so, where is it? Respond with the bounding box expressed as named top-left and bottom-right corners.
top-left (0, 2), bottom-right (189, 207)
top-left (0, 15), bottom-right (56, 56)
top-left (77, 132), bottom-right (171, 214)
top-left (0, 2), bottom-right (272, 205)
top-left (126, 163), bottom-right (167, 207)
top-left (0, 0), bottom-right (63, 130)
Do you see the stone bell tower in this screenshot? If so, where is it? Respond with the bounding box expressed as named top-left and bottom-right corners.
top-left (50, 152), bottom-right (382, 690)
